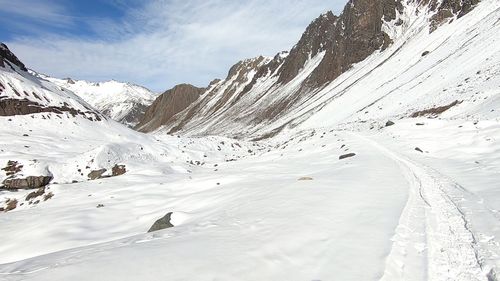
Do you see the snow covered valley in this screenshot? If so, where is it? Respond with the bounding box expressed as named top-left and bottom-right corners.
top-left (1, 0), bottom-right (500, 280)
top-left (1, 116), bottom-right (499, 280)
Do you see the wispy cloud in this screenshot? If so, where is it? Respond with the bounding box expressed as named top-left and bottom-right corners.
top-left (0, 0), bottom-right (73, 27)
top-left (5, 0), bottom-right (348, 92)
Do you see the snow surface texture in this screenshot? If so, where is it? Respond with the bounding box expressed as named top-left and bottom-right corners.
top-left (32, 72), bottom-right (156, 127)
top-left (0, 0), bottom-right (499, 280)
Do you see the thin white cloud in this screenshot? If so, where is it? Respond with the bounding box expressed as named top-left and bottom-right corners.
top-left (6, 0), bottom-right (348, 92)
top-left (0, 0), bottom-right (73, 27)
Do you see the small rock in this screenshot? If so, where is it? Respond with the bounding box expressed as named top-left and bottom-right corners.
top-left (148, 212), bottom-right (174, 233)
top-left (88, 169), bottom-right (107, 180)
top-left (25, 188), bottom-right (45, 201)
top-left (421, 51), bottom-right (430, 57)
top-left (415, 147), bottom-right (424, 153)
top-left (96, 204), bottom-right (105, 208)
top-left (112, 164), bottom-right (126, 177)
top-left (298, 177), bottom-right (314, 181)
top-left (339, 153), bottom-right (356, 160)
top-left (5, 199), bottom-right (17, 212)
top-left (385, 121), bottom-right (395, 127)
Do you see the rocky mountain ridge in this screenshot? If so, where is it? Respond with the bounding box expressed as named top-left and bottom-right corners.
top-left (138, 0), bottom-right (482, 138)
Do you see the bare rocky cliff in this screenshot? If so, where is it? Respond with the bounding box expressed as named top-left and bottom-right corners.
top-left (136, 84), bottom-right (205, 132)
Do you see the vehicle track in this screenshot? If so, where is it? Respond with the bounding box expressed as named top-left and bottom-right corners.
top-left (349, 132), bottom-right (495, 281)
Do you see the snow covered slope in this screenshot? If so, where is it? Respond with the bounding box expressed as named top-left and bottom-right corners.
top-left (34, 73), bottom-right (156, 127)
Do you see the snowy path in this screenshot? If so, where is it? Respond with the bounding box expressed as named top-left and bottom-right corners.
top-left (351, 132), bottom-right (497, 281)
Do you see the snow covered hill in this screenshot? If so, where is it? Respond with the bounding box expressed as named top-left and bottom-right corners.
top-left (33, 73), bottom-right (156, 127)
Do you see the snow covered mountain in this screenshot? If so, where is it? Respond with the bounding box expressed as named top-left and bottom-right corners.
top-left (140, 0), bottom-right (496, 140)
top-left (1, 0), bottom-right (500, 280)
top-left (33, 72), bottom-right (156, 127)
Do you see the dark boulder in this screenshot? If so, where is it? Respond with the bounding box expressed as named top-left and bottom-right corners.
top-left (148, 212), bottom-right (174, 233)
top-left (385, 120), bottom-right (395, 127)
top-left (339, 153), bottom-right (357, 160)
top-left (112, 164), bottom-right (126, 177)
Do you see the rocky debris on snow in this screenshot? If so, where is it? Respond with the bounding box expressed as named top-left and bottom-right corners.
top-left (298, 177), bottom-right (314, 181)
top-left (96, 204), bottom-right (105, 208)
top-left (410, 100), bottom-right (462, 117)
top-left (4, 198), bottom-right (18, 212)
top-left (112, 164), bottom-right (126, 177)
top-left (385, 121), bottom-right (395, 127)
top-left (2, 160), bottom-right (22, 177)
top-left (43, 192), bottom-right (54, 201)
top-left (25, 188), bottom-right (46, 201)
top-left (148, 212), bottom-right (174, 233)
top-left (88, 165), bottom-right (127, 180)
top-left (339, 153), bottom-right (356, 160)
top-left (88, 169), bottom-right (107, 180)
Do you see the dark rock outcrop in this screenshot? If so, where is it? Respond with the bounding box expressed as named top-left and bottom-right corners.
top-left (410, 100), bottom-right (461, 117)
top-left (136, 84), bottom-right (205, 132)
top-left (339, 153), bottom-right (356, 160)
top-left (0, 98), bottom-right (102, 120)
top-left (148, 212), bottom-right (174, 232)
top-left (0, 43), bottom-right (27, 71)
top-left (428, 0), bottom-right (481, 32)
top-left (3, 176), bottom-right (52, 190)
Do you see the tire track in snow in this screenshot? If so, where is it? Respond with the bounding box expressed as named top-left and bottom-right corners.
top-left (348, 132), bottom-right (490, 281)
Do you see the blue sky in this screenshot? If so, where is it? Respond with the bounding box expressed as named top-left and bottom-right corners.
top-left (0, 0), bottom-right (347, 92)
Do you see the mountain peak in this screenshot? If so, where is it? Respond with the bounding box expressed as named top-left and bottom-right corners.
top-left (0, 43), bottom-right (27, 72)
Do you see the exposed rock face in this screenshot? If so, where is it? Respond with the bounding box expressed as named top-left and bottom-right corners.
top-left (3, 176), bottom-right (53, 190)
top-left (0, 43), bottom-right (27, 71)
top-left (0, 98), bottom-right (102, 120)
top-left (136, 84), bottom-right (205, 132)
top-left (0, 44), bottom-right (104, 122)
top-left (277, 12), bottom-right (338, 85)
top-left (428, 0), bottom-right (481, 32)
top-left (303, 0), bottom-right (402, 89)
top-left (148, 212), bottom-right (174, 233)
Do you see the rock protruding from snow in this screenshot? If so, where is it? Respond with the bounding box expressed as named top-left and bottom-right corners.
top-left (148, 212), bottom-right (174, 232)
top-left (136, 84), bottom-right (205, 133)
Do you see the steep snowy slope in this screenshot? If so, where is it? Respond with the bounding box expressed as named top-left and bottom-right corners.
top-left (34, 73), bottom-right (156, 127)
